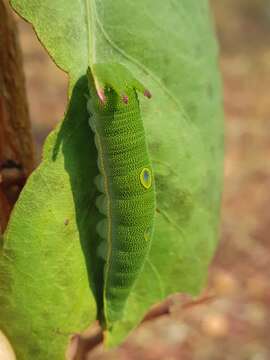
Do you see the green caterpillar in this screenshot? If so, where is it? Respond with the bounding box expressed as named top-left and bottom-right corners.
top-left (87, 63), bottom-right (155, 328)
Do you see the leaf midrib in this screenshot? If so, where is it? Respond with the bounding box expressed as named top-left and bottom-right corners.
top-left (85, 0), bottom-right (97, 66)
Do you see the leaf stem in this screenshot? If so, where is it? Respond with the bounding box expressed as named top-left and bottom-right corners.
top-left (86, 0), bottom-right (97, 66)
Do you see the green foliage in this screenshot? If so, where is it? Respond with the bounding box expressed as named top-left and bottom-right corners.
top-left (0, 77), bottom-right (97, 359)
top-left (0, 0), bottom-right (224, 358)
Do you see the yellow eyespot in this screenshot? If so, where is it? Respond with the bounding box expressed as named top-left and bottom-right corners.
top-left (140, 168), bottom-right (152, 189)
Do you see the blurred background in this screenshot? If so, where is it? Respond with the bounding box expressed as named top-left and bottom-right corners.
top-left (13, 0), bottom-right (270, 359)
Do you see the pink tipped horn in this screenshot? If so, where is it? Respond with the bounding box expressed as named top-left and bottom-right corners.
top-left (144, 89), bottom-right (152, 99)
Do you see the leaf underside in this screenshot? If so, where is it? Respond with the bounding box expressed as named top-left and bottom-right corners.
top-left (0, 0), bottom-right (224, 357)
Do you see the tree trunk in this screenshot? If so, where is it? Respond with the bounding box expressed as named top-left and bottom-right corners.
top-left (0, 0), bottom-right (35, 233)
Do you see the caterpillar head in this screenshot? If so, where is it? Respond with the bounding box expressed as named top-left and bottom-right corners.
top-left (87, 63), bottom-right (152, 106)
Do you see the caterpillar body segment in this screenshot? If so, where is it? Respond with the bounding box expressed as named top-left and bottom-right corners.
top-left (87, 64), bottom-right (155, 328)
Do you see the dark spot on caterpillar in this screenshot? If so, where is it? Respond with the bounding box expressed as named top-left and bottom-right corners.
top-left (140, 168), bottom-right (152, 189)
top-left (144, 171), bottom-right (149, 182)
top-left (64, 219), bottom-right (69, 226)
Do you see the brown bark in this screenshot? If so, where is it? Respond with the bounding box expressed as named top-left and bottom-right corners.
top-left (0, 0), bottom-right (35, 233)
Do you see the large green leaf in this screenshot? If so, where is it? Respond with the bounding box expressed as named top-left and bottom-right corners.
top-left (0, 77), bottom-right (99, 359)
top-left (0, 0), bottom-right (224, 357)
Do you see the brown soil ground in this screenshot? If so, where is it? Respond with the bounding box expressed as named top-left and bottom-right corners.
top-left (14, 1), bottom-right (270, 358)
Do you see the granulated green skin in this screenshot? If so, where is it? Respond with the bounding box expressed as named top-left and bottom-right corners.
top-left (89, 88), bottom-right (156, 327)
